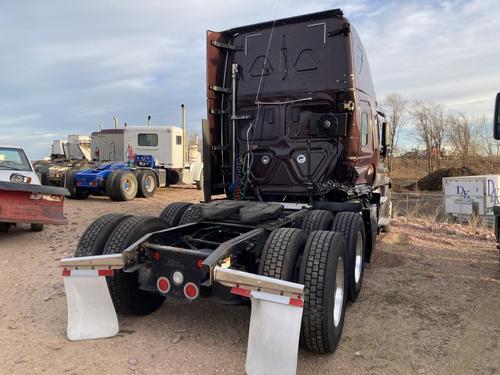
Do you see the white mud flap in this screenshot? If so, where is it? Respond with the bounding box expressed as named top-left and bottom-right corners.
top-left (214, 267), bottom-right (304, 375)
top-left (62, 268), bottom-right (119, 341)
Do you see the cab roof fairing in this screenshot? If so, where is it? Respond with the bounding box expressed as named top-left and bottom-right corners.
top-left (348, 26), bottom-right (377, 103)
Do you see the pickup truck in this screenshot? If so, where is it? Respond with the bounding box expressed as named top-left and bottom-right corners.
top-left (0, 146), bottom-right (68, 232)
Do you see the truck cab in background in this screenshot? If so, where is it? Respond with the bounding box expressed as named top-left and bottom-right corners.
top-left (122, 125), bottom-right (203, 188)
top-left (51, 135), bottom-right (91, 160)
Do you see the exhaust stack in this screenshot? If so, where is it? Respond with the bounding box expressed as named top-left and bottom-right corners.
top-left (147, 115), bottom-right (152, 126)
top-left (113, 116), bottom-right (118, 129)
top-left (181, 104), bottom-right (186, 166)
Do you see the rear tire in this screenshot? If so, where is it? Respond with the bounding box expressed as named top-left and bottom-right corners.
top-left (159, 202), bottom-right (193, 226)
top-left (259, 228), bottom-right (307, 281)
top-left (30, 223), bottom-right (44, 232)
top-left (299, 230), bottom-right (348, 353)
top-left (74, 213), bottom-right (132, 257)
top-left (105, 169), bottom-right (121, 198)
top-left (136, 170), bottom-right (157, 198)
top-left (178, 203), bottom-right (203, 225)
top-left (108, 171), bottom-right (138, 201)
top-left (103, 216), bottom-right (169, 315)
top-left (65, 169), bottom-right (90, 200)
top-left (301, 210), bottom-right (334, 234)
top-left (331, 212), bottom-right (366, 302)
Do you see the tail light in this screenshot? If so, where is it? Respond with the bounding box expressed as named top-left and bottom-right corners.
top-left (157, 277), bottom-right (171, 294)
top-left (183, 282), bottom-right (199, 300)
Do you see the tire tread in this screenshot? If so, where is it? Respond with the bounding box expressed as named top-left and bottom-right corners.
top-left (159, 202), bottom-right (193, 226)
top-left (103, 216), bottom-right (168, 315)
top-left (75, 213), bottom-right (131, 257)
top-left (302, 210), bottom-right (334, 234)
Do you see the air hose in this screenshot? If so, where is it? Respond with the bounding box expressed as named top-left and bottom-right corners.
top-left (229, 156), bottom-right (241, 200)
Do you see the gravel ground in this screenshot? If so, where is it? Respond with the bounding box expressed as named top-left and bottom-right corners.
top-left (0, 187), bottom-right (499, 374)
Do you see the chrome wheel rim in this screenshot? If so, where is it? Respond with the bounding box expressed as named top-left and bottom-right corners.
top-left (333, 257), bottom-right (345, 327)
top-left (123, 177), bottom-right (136, 196)
top-left (354, 231), bottom-right (363, 284)
top-left (144, 175), bottom-right (155, 192)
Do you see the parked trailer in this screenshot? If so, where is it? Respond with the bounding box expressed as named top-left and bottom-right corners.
top-left (59, 9), bottom-right (391, 374)
top-left (443, 175), bottom-right (500, 225)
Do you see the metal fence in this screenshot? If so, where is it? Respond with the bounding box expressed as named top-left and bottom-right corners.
top-left (392, 192), bottom-right (495, 227)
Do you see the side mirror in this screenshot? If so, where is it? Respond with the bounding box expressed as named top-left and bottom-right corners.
top-left (382, 122), bottom-right (392, 157)
top-left (494, 92), bottom-right (500, 140)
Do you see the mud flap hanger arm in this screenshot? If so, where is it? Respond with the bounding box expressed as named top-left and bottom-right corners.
top-left (213, 266), bottom-right (303, 298)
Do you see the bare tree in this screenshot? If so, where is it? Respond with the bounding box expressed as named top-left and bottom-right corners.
top-left (478, 115), bottom-right (498, 172)
top-left (410, 102), bottom-right (432, 172)
top-left (447, 112), bottom-right (479, 167)
top-left (410, 102), bottom-right (447, 173)
top-left (428, 104), bottom-right (446, 170)
top-left (383, 93), bottom-right (407, 169)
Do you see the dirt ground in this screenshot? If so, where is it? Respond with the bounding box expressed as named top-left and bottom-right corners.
top-left (0, 187), bottom-right (499, 375)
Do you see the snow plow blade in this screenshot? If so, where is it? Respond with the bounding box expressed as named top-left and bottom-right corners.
top-left (214, 267), bottom-right (304, 375)
top-left (60, 254), bottom-right (124, 341)
top-left (0, 181), bottom-right (69, 225)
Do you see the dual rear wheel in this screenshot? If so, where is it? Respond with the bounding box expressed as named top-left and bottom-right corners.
top-left (259, 226), bottom-right (348, 354)
top-left (74, 214), bottom-right (169, 315)
top-left (106, 169), bottom-right (158, 201)
top-left (260, 209), bottom-right (366, 354)
top-left (74, 206), bottom-right (366, 355)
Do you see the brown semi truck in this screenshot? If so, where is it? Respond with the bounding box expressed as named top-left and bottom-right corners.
top-left (59, 9), bottom-right (392, 373)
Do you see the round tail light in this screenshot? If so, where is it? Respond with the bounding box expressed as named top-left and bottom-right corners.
top-left (157, 277), bottom-right (171, 294)
top-left (183, 282), bottom-right (199, 300)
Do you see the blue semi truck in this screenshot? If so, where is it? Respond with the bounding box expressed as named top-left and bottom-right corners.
top-left (65, 120), bottom-right (203, 201)
top-left (65, 156), bottom-right (157, 201)
top-left (66, 152), bottom-right (203, 201)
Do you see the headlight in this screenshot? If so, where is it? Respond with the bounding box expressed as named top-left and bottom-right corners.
top-left (10, 173), bottom-right (32, 184)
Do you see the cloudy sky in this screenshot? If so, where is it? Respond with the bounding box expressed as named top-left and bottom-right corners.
top-left (0, 0), bottom-right (498, 158)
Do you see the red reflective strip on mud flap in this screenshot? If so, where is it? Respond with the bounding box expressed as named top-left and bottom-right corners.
top-left (289, 297), bottom-right (303, 307)
top-left (98, 269), bottom-right (114, 277)
top-left (231, 287), bottom-right (303, 307)
top-left (230, 287), bottom-right (251, 297)
top-left (62, 269), bottom-right (114, 277)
